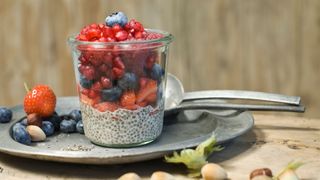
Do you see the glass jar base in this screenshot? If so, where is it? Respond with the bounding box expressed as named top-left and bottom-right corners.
top-left (90, 138), bottom-right (157, 148)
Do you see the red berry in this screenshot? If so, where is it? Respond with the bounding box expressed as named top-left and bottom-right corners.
top-left (94, 102), bottom-right (119, 112)
top-left (77, 34), bottom-right (87, 41)
top-left (98, 64), bottom-right (109, 74)
top-left (92, 81), bottom-right (102, 92)
top-left (98, 37), bottom-right (107, 42)
top-left (81, 88), bottom-right (90, 96)
top-left (134, 31), bottom-right (143, 39)
top-left (100, 76), bottom-right (112, 88)
top-left (112, 67), bottom-right (124, 79)
top-left (145, 56), bottom-right (156, 69)
top-left (112, 24), bottom-right (123, 33)
top-left (139, 77), bottom-right (149, 89)
top-left (106, 37), bottom-right (116, 42)
top-left (79, 55), bottom-right (89, 65)
top-left (113, 56), bottom-right (125, 69)
top-left (103, 26), bottom-right (114, 38)
top-left (103, 53), bottom-right (113, 66)
top-left (86, 28), bottom-right (101, 41)
top-left (128, 19), bottom-right (144, 32)
top-left (120, 91), bottom-right (136, 107)
top-left (115, 30), bottom-right (128, 41)
top-left (137, 101), bottom-right (148, 107)
top-left (24, 85), bottom-right (56, 117)
top-left (82, 65), bottom-right (95, 80)
top-left (136, 79), bottom-right (157, 103)
top-left (88, 89), bottom-right (98, 99)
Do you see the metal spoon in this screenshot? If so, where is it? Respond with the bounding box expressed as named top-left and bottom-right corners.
top-left (164, 74), bottom-right (305, 116)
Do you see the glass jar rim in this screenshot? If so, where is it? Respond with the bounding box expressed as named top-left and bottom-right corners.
top-left (68, 28), bottom-right (173, 46)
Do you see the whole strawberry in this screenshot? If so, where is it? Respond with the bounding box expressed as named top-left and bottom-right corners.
top-left (24, 85), bottom-right (56, 117)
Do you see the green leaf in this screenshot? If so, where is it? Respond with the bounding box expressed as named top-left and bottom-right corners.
top-left (164, 134), bottom-right (223, 177)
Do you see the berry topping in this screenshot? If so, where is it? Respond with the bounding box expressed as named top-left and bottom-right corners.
top-left (150, 64), bottom-right (164, 82)
top-left (120, 91), bottom-right (136, 107)
top-left (80, 75), bottom-right (93, 89)
top-left (24, 84), bottom-right (56, 117)
top-left (115, 30), bottom-right (129, 41)
top-left (105, 12), bottom-right (128, 27)
top-left (100, 76), bottom-right (112, 88)
top-left (136, 79), bottom-right (158, 103)
top-left (118, 72), bottom-right (138, 90)
top-left (101, 87), bottom-right (122, 102)
top-left (0, 107), bottom-right (12, 123)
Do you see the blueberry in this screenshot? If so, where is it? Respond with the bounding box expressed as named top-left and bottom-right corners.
top-left (76, 120), bottom-right (84, 134)
top-left (43, 114), bottom-right (62, 131)
top-left (118, 72), bottom-right (138, 90)
top-left (60, 119), bottom-right (77, 133)
top-left (105, 12), bottom-right (128, 27)
top-left (69, 109), bottom-right (82, 122)
top-left (12, 123), bottom-right (31, 145)
top-left (80, 75), bottom-right (93, 89)
top-left (20, 118), bottom-right (28, 126)
top-left (41, 121), bottom-right (55, 136)
top-left (101, 87), bottom-right (122, 102)
top-left (150, 64), bottom-right (164, 82)
top-left (0, 107), bottom-right (12, 123)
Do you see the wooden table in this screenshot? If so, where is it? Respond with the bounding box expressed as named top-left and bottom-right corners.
top-left (0, 114), bottom-right (319, 180)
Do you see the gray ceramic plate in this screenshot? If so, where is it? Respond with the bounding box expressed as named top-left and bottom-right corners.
top-left (0, 97), bottom-right (254, 165)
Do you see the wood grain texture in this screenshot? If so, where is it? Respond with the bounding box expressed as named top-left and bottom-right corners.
top-left (0, 0), bottom-right (319, 117)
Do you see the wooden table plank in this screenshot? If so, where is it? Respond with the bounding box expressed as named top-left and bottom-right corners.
top-left (0, 114), bottom-right (319, 179)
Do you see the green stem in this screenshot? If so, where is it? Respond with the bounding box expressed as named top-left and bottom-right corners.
top-left (24, 82), bottom-right (30, 92)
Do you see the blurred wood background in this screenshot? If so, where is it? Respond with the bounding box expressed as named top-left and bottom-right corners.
top-left (0, 0), bottom-right (319, 117)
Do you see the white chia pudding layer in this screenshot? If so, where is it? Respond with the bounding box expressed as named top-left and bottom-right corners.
top-left (80, 102), bottom-right (164, 147)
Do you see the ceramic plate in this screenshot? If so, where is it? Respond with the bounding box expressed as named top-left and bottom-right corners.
top-left (0, 97), bottom-right (254, 164)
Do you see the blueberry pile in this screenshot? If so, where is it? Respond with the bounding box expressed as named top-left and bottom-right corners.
top-left (11, 109), bottom-right (84, 145)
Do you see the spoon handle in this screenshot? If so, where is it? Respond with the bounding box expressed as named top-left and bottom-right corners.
top-left (166, 102), bottom-right (305, 115)
top-left (183, 90), bottom-right (301, 105)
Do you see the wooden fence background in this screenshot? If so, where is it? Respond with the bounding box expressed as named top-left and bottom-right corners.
top-left (1, 0), bottom-right (319, 117)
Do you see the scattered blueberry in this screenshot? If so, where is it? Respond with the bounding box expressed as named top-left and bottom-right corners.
top-left (41, 121), bottom-right (55, 136)
top-left (150, 64), bottom-right (164, 82)
top-left (101, 87), bottom-right (122, 102)
top-left (60, 119), bottom-right (77, 133)
top-left (80, 75), bottom-right (93, 89)
top-left (76, 120), bottom-right (84, 134)
top-left (0, 107), bottom-right (12, 123)
top-left (20, 118), bottom-right (28, 126)
top-left (69, 110), bottom-right (82, 122)
top-left (105, 12), bottom-right (128, 27)
top-left (12, 123), bottom-right (31, 145)
top-left (118, 72), bottom-right (138, 90)
top-left (43, 113), bottom-right (62, 131)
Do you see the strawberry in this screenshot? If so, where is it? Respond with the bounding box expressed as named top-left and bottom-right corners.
top-left (94, 102), bottom-right (119, 112)
top-left (120, 91), bottom-right (136, 107)
top-left (24, 85), bottom-right (56, 117)
top-left (136, 79), bottom-right (158, 103)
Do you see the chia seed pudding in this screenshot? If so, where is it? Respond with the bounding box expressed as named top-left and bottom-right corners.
top-left (68, 12), bottom-right (172, 147)
top-left (81, 101), bottom-right (164, 146)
